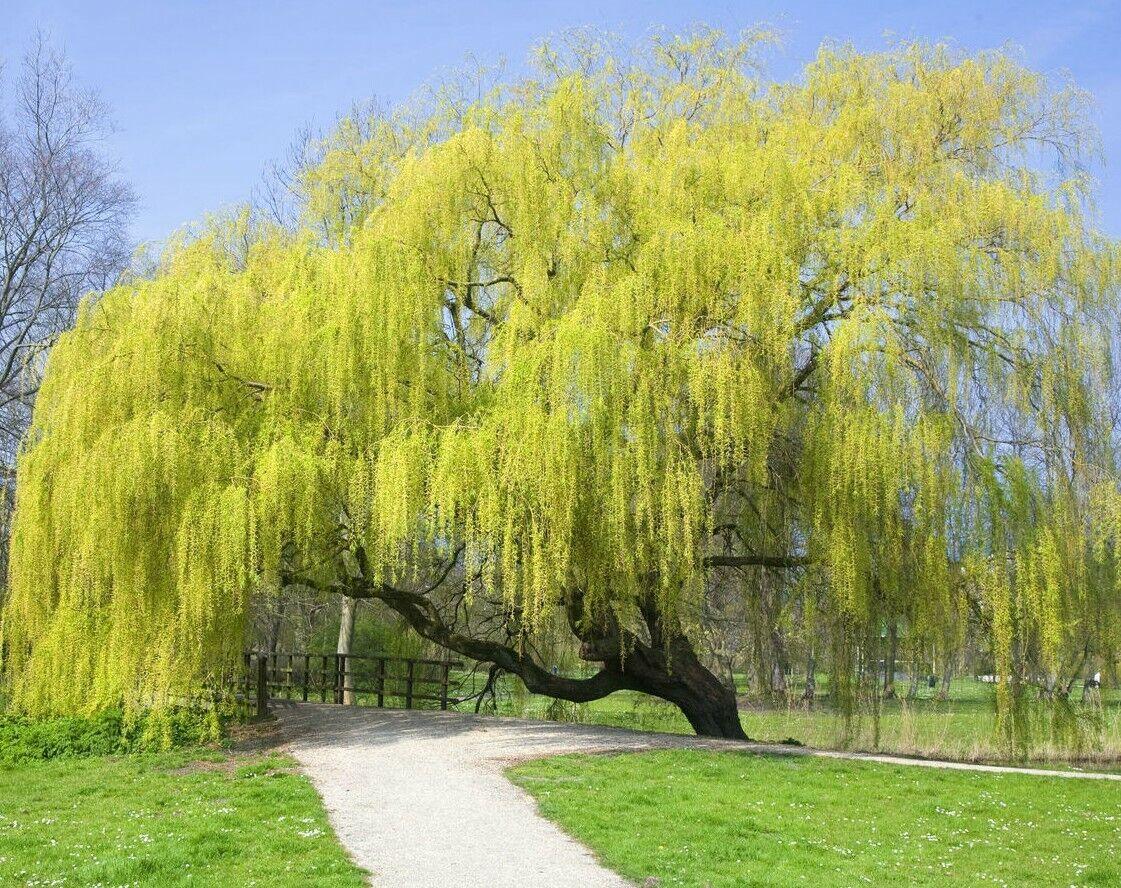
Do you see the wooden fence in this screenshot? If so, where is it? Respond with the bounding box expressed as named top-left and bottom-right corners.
top-left (243, 651), bottom-right (462, 717)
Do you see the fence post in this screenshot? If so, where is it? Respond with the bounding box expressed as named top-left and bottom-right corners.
top-left (335, 653), bottom-right (346, 704)
top-left (405, 661), bottom-right (415, 710)
top-left (440, 662), bottom-right (451, 710)
top-left (377, 658), bottom-right (386, 708)
top-left (256, 653), bottom-right (269, 718)
top-left (302, 653), bottom-right (310, 702)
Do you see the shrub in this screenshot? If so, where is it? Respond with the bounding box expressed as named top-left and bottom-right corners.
top-left (0, 706), bottom-right (229, 764)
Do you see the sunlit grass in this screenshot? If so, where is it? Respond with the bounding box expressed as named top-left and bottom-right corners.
top-left (0, 752), bottom-right (367, 887)
top-left (455, 672), bottom-right (1121, 766)
top-left (510, 749), bottom-right (1121, 887)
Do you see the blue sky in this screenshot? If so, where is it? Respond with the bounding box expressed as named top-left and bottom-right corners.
top-left (4, 1), bottom-right (1121, 243)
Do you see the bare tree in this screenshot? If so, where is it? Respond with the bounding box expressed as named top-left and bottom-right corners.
top-left (0, 35), bottom-right (134, 473)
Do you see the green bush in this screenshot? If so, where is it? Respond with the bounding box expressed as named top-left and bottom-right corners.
top-left (0, 706), bottom-right (228, 764)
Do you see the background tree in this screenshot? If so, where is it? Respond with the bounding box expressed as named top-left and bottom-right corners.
top-left (3, 32), bottom-right (1119, 740)
top-left (0, 34), bottom-right (133, 489)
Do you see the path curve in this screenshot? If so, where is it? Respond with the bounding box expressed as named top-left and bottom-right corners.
top-left (274, 701), bottom-right (1121, 888)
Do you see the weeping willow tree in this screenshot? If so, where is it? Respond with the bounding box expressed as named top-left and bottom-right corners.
top-left (3, 30), bottom-right (1120, 739)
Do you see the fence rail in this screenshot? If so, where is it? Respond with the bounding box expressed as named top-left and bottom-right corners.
top-left (243, 651), bottom-right (463, 716)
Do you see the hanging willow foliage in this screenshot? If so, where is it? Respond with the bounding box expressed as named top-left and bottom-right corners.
top-left (2, 31), bottom-right (1119, 729)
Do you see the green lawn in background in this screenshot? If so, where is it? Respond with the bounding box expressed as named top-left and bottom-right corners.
top-left (509, 749), bottom-right (1121, 888)
top-left (0, 752), bottom-right (366, 887)
top-left (260, 655), bottom-right (1121, 765)
top-left (449, 672), bottom-right (1121, 765)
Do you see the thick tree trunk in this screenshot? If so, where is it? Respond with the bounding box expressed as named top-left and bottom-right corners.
top-left (337, 595), bottom-right (357, 705)
top-left (609, 590), bottom-right (747, 739)
top-left (610, 630), bottom-right (747, 739)
top-left (358, 570), bottom-right (749, 740)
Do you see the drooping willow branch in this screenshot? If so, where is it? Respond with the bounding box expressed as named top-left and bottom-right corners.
top-left (4, 32), bottom-right (1118, 727)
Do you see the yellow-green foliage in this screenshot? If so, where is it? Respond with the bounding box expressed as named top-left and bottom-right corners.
top-left (3, 32), bottom-right (1119, 716)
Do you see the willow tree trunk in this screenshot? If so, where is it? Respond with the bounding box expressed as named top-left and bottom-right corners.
top-left (366, 577), bottom-right (749, 739)
top-left (337, 595), bottom-right (357, 705)
top-left (602, 590), bottom-right (748, 739)
top-left (615, 631), bottom-right (747, 739)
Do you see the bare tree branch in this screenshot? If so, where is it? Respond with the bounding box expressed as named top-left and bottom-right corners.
top-left (0, 34), bottom-right (134, 474)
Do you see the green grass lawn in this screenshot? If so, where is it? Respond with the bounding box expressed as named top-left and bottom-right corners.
top-left (458, 673), bottom-right (1121, 766)
top-left (509, 749), bottom-right (1121, 888)
top-left (0, 751), bottom-right (366, 887)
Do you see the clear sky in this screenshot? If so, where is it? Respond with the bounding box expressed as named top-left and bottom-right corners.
top-left (4, 0), bottom-right (1121, 244)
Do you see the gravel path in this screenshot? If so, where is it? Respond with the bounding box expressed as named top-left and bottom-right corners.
top-left (274, 702), bottom-right (743, 887)
top-left (274, 701), bottom-right (1121, 887)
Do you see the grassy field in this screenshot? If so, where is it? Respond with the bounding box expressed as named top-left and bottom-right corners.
top-left (0, 751), bottom-right (366, 887)
top-left (509, 749), bottom-right (1121, 888)
top-left (453, 673), bottom-right (1121, 766)
top-left (3, 706), bottom-right (1116, 888)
